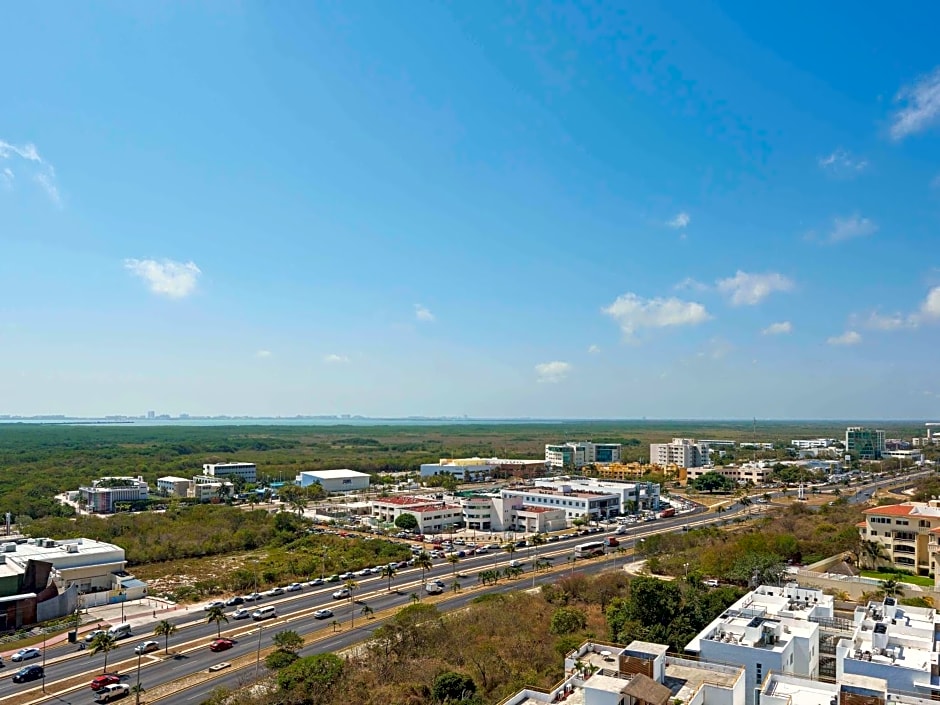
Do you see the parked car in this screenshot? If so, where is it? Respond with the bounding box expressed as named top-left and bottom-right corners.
top-left (90, 674), bottom-right (122, 690)
top-left (332, 588), bottom-right (350, 599)
top-left (338, 572), bottom-right (354, 580)
top-left (134, 641), bottom-right (159, 655)
top-left (286, 583), bottom-right (302, 592)
top-left (326, 574), bottom-right (340, 583)
top-left (314, 608), bottom-right (334, 619)
top-left (203, 600), bottom-right (225, 611)
top-left (209, 638), bottom-right (235, 652)
top-left (224, 596), bottom-right (245, 606)
top-left (95, 683), bottom-right (130, 702)
top-left (231, 608), bottom-right (252, 620)
top-left (355, 569), bottom-right (370, 577)
top-left (11, 648), bottom-right (41, 662)
top-left (13, 665), bottom-right (44, 683)
top-left (704, 579), bottom-right (720, 588)
top-left (308, 578), bottom-right (325, 586)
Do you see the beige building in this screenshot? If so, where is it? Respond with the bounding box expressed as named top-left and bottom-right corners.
top-left (594, 463), bottom-right (686, 483)
top-left (686, 463), bottom-right (774, 486)
top-left (857, 501), bottom-right (940, 577)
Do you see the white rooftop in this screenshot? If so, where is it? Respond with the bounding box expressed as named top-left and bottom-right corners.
top-left (0, 537), bottom-right (124, 568)
top-left (300, 469), bottom-right (370, 479)
top-left (157, 476), bottom-right (190, 483)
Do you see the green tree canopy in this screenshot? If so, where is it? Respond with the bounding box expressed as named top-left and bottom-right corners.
top-left (549, 607), bottom-right (587, 635)
top-left (690, 471), bottom-right (736, 493)
top-left (277, 653), bottom-right (345, 704)
top-left (432, 671), bottom-right (477, 703)
top-left (394, 513), bottom-right (419, 531)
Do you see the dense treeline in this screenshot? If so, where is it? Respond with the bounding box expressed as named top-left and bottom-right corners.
top-left (0, 421), bottom-right (922, 520)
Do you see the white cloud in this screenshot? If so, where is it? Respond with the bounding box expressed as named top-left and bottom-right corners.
top-left (124, 258), bottom-right (201, 299)
top-left (666, 211), bottom-right (691, 229)
top-left (674, 277), bottom-right (710, 292)
top-left (921, 286), bottom-right (940, 319)
top-left (890, 67), bottom-right (940, 141)
top-left (414, 304), bottom-right (435, 322)
top-left (602, 293), bottom-right (711, 338)
top-left (323, 354), bottom-right (350, 364)
top-left (587, 344), bottom-right (601, 354)
top-left (829, 214), bottom-right (878, 243)
top-left (858, 311), bottom-right (916, 331)
top-left (0, 139), bottom-right (59, 205)
top-left (818, 149), bottom-right (868, 176)
top-left (827, 330), bottom-right (862, 346)
top-left (762, 321), bottom-right (793, 335)
top-left (255, 350), bottom-right (272, 358)
top-left (716, 271), bottom-right (794, 306)
top-left (535, 361), bottom-right (571, 383)
top-left (703, 337), bottom-right (733, 360)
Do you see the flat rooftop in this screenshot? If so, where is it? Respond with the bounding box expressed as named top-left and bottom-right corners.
top-left (663, 657), bottom-right (742, 703)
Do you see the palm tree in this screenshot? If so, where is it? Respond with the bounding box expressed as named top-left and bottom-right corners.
top-left (89, 631), bottom-right (119, 673)
top-left (205, 605), bottom-right (229, 638)
top-left (861, 540), bottom-right (887, 569)
top-left (531, 533), bottom-right (546, 567)
top-left (330, 619), bottom-right (341, 633)
top-left (381, 564), bottom-right (397, 593)
top-left (410, 592), bottom-right (420, 605)
top-left (360, 604), bottom-right (374, 619)
top-left (415, 551), bottom-right (433, 583)
top-left (880, 578), bottom-right (904, 598)
top-left (153, 620), bottom-right (177, 654)
top-left (447, 554), bottom-right (460, 579)
top-left (503, 542), bottom-right (516, 569)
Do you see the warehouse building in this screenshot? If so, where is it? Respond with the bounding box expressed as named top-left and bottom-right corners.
top-left (295, 468), bottom-right (371, 493)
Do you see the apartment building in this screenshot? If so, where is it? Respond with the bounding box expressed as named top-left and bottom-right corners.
top-left (500, 639), bottom-right (745, 705)
top-left (78, 476), bottom-right (149, 513)
top-left (650, 439), bottom-right (710, 469)
top-left (836, 597), bottom-right (940, 695)
top-left (595, 462), bottom-right (686, 483)
top-left (846, 428), bottom-right (886, 461)
top-left (759, 672), bottom-right (929, 705)
top-left (790, 438), bottom-right (837, 450)
top-left (202, 462), bottom-right (257, 483)
top-left (545, 442), bottom-right (622, 469)
top-left (686, 462), bottom-right (774, 485)
top-left (686, 584), bottom-right (832, 705)
top-left (857, 501), bottom-right (940, 576)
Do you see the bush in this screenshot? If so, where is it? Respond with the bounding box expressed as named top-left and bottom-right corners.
top-left (265, 649), bottom-right (299, 669)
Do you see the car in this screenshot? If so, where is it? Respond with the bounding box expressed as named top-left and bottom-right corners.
top-left (339, 571), bottom-right (354, 580)
top-left (91, 674), bottom-right (122, 690)
top-left (286, 582), bottom-right (302, 592)
top-left (85, 629), bottom-right (107, 643)
top-left (326, 574), bottom-right (340, 583)
top-left (509, 559), bottom-right (522, 568)
top-left (243, 592), bottom-right (263, 602)
top-left (95, 683), bottom-right (130, 702)
top-left (486, 543), bottom-right (501, 550)
top-left (314, 608), bottom-right (334, 619)
top-left (264, 587), bottom-right (285, 597)
top-left (13, 665), bottom-right (44, 683)
top-left (309, 578), bottom-right (325, 586)
top-left (434, 579), bottom-right (445, 588)
top-left (134, 641), bottom-right (159, 655)
top-left (11, 647), bottom-right (41, 662)
top-left (231, 607), bottom-right (252, 620)
top-left (209, 638), bottom-right (235, 652)
top-left (369, 566), bottom-right (382, 574)
top-left (224, 596), bottom-right (245, 606)
top-left (203, 600), bottom-right (225, 611)
top-left (332, 588), bottom-right (350, 599)
top-left (547, 535), bottom-right (560, 542)
top-left (355, 569), bottom-right (370, 577)
top-left (615, 526), bottom-right (628, 535)
top-left (704, 579), bottom-right (720, 588)
top-left (474, 546), bottom-right (488, 553)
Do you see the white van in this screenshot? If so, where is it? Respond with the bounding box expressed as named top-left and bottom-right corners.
top-left (107, 623), bottom-right (132, 639)
top-left (425, 582), bottom-right (443, 595)
top-left (251, 606), bottom-right (277, 621)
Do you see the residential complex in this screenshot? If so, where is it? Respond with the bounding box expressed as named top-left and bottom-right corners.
top-left (202, 461), bottom-right (258, 483)
top-left (686, 462), bottom-right (774, 485)
top-left (857, 501), bottom-right (940, 577)
top-left (545, 441), bottom-right (622, 468)
top-left (78, 476), bottom-right (149, 513)
top-left (650, 439), bottom-right (710, 468)
top-left (759, 672), bottom-right (933, 705)
top-left (846, 428), bottom-right (886, 461)
top-left (295, 468), bottom-right (371, 493)
top-left (593, 462), bottom-right (687, 483)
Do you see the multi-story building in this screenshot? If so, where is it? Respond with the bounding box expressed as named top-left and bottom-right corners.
top-left (650, 439), bottom-right (710, 469)
top-left (156, 476), bottom-right (191, 497)
top-left (532, 476), bottom-right (661, 513)
top-left (500, 639), bottom-right (745, 705)
top-left (857, 501), bottom-right (940, 576)
top-left (502, 484), bottom-right (622, 521)
top-left (686, 584), bottom-right (832, 705)
top-left (202, 462), bottom-right (257, 483)
top-left (370, 497), bottom-right (464, 534)
top-left (457, 493), bottom-right (567, 533)
top-left (759, 672), bottom-right (927, 705)
top-left (686, 462), bottom-right (774, 486)
top-left (545, 442), bottom-right (622, 469)
top-left (594, 462), bottom-right (686, 483)
top-left (78, 476), bottom-right (149, 514)
top-left (190, 479), bottom-right (233, 502)
top-left (846, 428), bottom-right (886, 461)
top-left (420, 461), bottom-right (495, 482)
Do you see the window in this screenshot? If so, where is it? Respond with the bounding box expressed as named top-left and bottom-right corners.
top-left (896, 519), bottom-right (909, 526)
top-left (756, 663), bottom-right (763, 683)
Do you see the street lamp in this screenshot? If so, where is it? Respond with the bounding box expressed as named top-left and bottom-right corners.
top-left (120, 590), bottom-right (126, 622)
top-left (135, 652), bottom-right (143, 705)
top-left (41, 630), bottom-right (46, 692)
top-left (255, 623), bottom-right (264, 677)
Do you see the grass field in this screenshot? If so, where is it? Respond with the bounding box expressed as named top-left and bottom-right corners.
top-left (860, 570), bottom-right (935, 587)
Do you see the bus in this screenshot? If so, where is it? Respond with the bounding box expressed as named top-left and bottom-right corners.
top-left (574, 541), bottom-right (606, 559)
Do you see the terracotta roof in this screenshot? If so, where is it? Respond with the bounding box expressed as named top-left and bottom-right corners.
top-left (856, 521), bottom-right (867, 528)
top-left (518, 505), bottom-right (563, 514)
top-left (862, 504), bottom-right (915, 516)
top-left (621, 674), bottom-right (671, 705)
top-left (372, 496), bottom-right (429, 506)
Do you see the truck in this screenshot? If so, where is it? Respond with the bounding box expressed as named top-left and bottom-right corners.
top-left (658, 508), bottom-right (676, 519)
top-left (425, 582), bottom-right (444, 595)
top-left (603, 537), bottom-right (619, 548)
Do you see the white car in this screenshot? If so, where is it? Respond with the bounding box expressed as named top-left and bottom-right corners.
top-left (286, 582), bottom-right (302, 592)
top-left (95, 683), bottom-right (130, 703)
top-left (704, 579), bottom-right (720, 588)
top-left (203, 600), bottom-right (225, 611)
top-left (11, 647), bottom-right (41, 662)
top-left (231, 608), bottom-right (252, 620)
top-left (134, 640), bottom-right (159, 655)
top-left (314, 608), bottom-right (333, 619)
top-left (332, 588), bottom-right (350, 599)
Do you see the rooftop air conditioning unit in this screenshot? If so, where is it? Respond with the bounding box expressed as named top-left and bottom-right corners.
top-left (3, 543), bottom-right (16, 552)
top-left (65, 544), bottom-right (79, 553)
top-left (0, 555), bottom-right (5, 564)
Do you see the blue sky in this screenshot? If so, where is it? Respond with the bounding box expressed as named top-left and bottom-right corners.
top-left (2, 2), bottom-right (940, 419)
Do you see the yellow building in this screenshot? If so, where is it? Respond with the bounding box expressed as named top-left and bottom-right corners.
top-left (594, 462), bottom-right (686, 483)
top-left (858, 501), bottom-right (940, 578)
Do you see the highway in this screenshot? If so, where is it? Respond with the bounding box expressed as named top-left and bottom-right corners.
top-left (2, 473), bottom-right (919, 704)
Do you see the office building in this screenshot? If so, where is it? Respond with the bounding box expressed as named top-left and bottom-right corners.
top-left (759, 672), bottom-right (930, 705)
top-left (458, 493), bottom-right (567, 533)
top-left (295, 469), bottom-right (370, 493)
top-left (845, 428), bottom-right (886, 461)
top-left (686, 462), bottom-right (774, 486)
top-left (156, 476), bottom-right (191, 497)
top-left (545, 442), bottom-right (622, 469)
top-left (202, 462), bottom-right (257, 483)
top-left (650, 439), bottom-right (710, 469)
top-left (501, 484), bottom-right (621, 521)
top-left (421, 457), bottom-right (546, 481)
top-left (858, 501), bottom-right (940, 577)
top-left (78, 476), bottom-right (149, 514)
top-left (370, 496), bottom-right (463, 534)
top-left (532, 476), bottom-right (661, 513)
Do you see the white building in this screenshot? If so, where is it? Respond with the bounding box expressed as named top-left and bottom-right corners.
top-left (295, 469), bottom-right (370, 493)
top-left (156, 476), bottom-right (191, 497)
top-left (533, 476), bottom-right (661, 513)
top-left (501, 484), bottom-right (621, 521)
top-left (190, 479), bottom-right (233, 502)
top-left (79, 476), bottom-right (149, 514)
top-left (370, 497), bottom-right (463, 534)
top-left (650, 439), bottom-right (710, 469)
top-left (687, 463), bottom-right (774, 486)
top-left (2, 537), bottom-right (135, 595)
top-left (836, 597), bottom-right (940, 696)
top-left (686, 584), bottom-right (832, 705)
top-left (420, 461), bottom-right (495, 482)
top-left (457, 493), bottom-right (567, 533)
top-left (790, 439), bottom-right (837, 450)
top-left (545, 442), bottom-right (622, 469)
top-left (759, 672), bottom-right (925, 705)
top-left (203, 462), bottom-right (257, 483)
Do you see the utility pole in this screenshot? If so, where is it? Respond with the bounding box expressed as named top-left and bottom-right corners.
top-left (255, 624), bottom-right (263, 677)
top-left (135, 652), bottom-right (143, 705)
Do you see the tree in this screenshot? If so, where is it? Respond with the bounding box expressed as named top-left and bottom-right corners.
top-left (361, 604), bottom-right (374, 619)
top-left (502, 542), bottom-right (516, 565)
top-left (531, 533), bottom-right (546, 566)
top-left (550, 607), bottom-right (587, 635)
top-left (447, 553), bottom-right (460, 579)
top-left (277, 653), bottom-right (345, 704)
top-left (861, 540), bottom-right (887, 569)
top-left (89, 631), bottom-right (119, 673)
top-left (416, 551), bottom-right (433, 582)
top-left (272, 629), bottom-right (304, 654)
top-left (432, 671), bottom-right (477, 703)
top-left (153, 620), bottom-right (177, 654)
top-left (394, 513), bottom-right (419, 531)
top-left (382, 563), bottom-right (397, 592)
top-left (205, 605), bottom-right (229, 638)
top-left (880, 578), bottom-right (904, 597)
top-left (691, 472), bottom-right (735, 494)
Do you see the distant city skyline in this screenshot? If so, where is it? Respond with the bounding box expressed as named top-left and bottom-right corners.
top-left (3, 4), bottom-right (940, 418)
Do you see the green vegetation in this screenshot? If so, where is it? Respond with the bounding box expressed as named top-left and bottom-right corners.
top-left (689, 471), bottom-right (736, 493)
top-left (394, 513), bottom-right (419, 531)
top-left (861, 570), bottom-right (935, 587)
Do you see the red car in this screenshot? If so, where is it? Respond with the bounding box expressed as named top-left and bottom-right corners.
top-left (90, 674), bottom-right (121, 691)
top-left (209, 638), bottom-right (235, 652)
